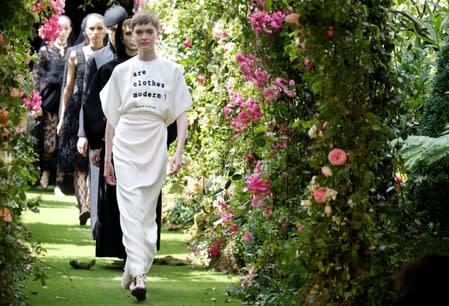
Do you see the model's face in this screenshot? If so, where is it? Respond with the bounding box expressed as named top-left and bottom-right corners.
top-left (122, 24), bottom-right (137, 55)
top-left (132, 22), bottom-right (159, 52)
top-left (57, 18), bottom-right (72, 43)
top-left (85, 17), bottom-right (106, 48)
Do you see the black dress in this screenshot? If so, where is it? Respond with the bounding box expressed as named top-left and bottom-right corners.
top-left (59, 49), bottom-right (89, 173)
top-left (31, 44), bottom-right (68, 173)
top-left (85, 58), bottom-right (127, 258)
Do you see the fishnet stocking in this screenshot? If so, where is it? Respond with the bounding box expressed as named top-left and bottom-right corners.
top-left (73, 170), bottom-right (89, 212)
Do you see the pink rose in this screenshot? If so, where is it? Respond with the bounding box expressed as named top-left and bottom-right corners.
top-left (1, 208), bottom-right (12, 223)
top-left (197, 74), bottom-right (206, 85)
top-left (285, 13), bottom-right (300, 25)
top-left (313, 187), bottom-right (327, 203)
top-left (183, 39), bottom-right (192, 48)
top-left (321, 166), bottom-right (332, 177)
top-left (328, 148), bottom-right (347, 166)
top-left (243, 231), bottom-right (253, 244)
top-left (304, 58), bottom-right (313, 71)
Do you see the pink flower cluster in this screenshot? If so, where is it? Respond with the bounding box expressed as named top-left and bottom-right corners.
top-left (213, 197), bottom-right (234, 226)
top-left (38, 14), bottom-right (61, 43)
top-left (235, 53), bottom-right (297, 102)
top-left (224, 92), bottom-right (263, 133)
top-left (183, 39), bottom-right (192, 48)
top-left (246, 162), bottom-right (272, 208)
top-left (34, 0), bottom-right (65, 43)
top-left (248, 9), bottom-right (286, 34)
top-left (241, 267), bottom-right (257, 288)
top-left (208, 239), bottom-right (223, 260)
top-left (247, 174), bottom-right (271, 196)
top-left (22, 89), bottom-right (42, 113)
top-left (247, 173), bottom-right (271, 208)
top-left (243, 231), bottom-right (253, 244)
top-left (263, 77), bottom-right (296, 103)
top-left (236, 54), bottom-right (267, 88)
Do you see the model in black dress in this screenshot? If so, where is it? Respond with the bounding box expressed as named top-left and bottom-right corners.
top-left (57, 13), bottom-right (106, 225)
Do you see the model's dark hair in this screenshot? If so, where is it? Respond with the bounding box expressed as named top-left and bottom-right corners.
top-left (115, 18), bottom-right (132, 59)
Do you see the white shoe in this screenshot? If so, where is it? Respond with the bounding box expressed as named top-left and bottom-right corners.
top-left (54, 185), bottom-right (65, 197)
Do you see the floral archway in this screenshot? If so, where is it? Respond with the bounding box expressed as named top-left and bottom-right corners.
top-left (2, 0), bottom-right (448, 305)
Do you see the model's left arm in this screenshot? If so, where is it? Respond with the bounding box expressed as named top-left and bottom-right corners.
top-left (169, 112), bottom-right (188, 175)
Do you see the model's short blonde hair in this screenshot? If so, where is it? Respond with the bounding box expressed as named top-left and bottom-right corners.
top-left (122, 17), bottom-right (132, 29)
top-left (130, 11), bottom-right (160, 31)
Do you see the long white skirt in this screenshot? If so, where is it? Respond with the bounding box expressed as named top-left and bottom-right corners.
top-left (113, 114), bottom-right (167, 278)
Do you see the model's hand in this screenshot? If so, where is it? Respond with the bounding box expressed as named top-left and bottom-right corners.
top-left (56, 120), bottom-right (63, 136)
top-left (104, 159), bottom-right (116, 186)
top-left (91, 149), bottom-right (100, 167)
top-left (77, 137), bottom-right (88, 157)
top-left (168, 152), bottom-right (182, 175)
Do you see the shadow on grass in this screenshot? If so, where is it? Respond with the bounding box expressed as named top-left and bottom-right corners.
top-left (36, 200), bottom-right (75, 209)
top-left (25, 256), bottom-right (241, 306)
top-left (28, 223), bottom-right (188, 254)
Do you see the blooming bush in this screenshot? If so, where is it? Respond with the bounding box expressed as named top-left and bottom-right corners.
top-left (148, 0), bottom-right (447, 305)
top-left (0, 0), bottom-right (63, 303)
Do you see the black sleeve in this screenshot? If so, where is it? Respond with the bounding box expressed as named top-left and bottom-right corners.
top-left (83, 65), bottom-right (112, 150)
top-left (167, 121), bottom-right (177, 148)
top-left (82, 56), bottom-right (98, 107)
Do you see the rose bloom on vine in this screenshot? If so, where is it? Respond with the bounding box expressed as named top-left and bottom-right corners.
top-left (183, 39), bottom-right (192, 48)
top-left (285, 13), bottom-right (300, 25)
top-left (243, 231), bottom-right (252, 244)
top-left (321, 166), bottom-right (332, 177)
top-left (1, 208), bottom-right (12, 223)
top-left (328, 148), bottom-right (348, 166)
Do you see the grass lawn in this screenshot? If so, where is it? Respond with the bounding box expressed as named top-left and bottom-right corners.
top-left (22, 188), bottom-right (241, 306)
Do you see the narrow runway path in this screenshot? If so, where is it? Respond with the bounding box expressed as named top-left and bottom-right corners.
top-left (22, 188), bottom-right (240, 306)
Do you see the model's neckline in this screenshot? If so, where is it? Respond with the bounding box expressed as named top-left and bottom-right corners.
top-left (136, 56), bottom-right (160, 63)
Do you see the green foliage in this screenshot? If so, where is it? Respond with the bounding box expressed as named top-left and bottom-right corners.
top-left (401, 17), bottom-right (449, 235)
top-left (0, 0), bottom-right (44, 305)
top-left (399, 134), bottom-right (449, 170)
top-left (149, 0), bottom-right (448, 305)
top-left (389, 1), bottom-right (449, 136)
top-left (419, 39), bottom-right (449, 136)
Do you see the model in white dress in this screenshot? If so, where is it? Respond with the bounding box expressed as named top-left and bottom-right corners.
top-left (100, 11), bottom-right (192, 302)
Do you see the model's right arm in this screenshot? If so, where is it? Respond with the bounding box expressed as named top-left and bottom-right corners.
top-left (57, 50), bottom-right (76, 136)
top-left (104, 121), bottom-right (116, 186)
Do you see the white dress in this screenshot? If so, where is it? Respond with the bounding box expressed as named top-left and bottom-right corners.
top-left (100, 56), bottom-right (192, 278)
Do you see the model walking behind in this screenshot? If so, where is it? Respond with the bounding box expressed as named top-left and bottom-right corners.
top-left (32, 15), bottom-right (72, 193)
top-left (58, 13), bottom-right (106, 225)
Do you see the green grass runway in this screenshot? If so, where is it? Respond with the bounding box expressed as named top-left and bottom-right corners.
top-left (22, 188), bottom-right (241, 306)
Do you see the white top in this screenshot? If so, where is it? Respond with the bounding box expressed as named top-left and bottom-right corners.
top-left (100, 56), bottom-right (192, 129)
